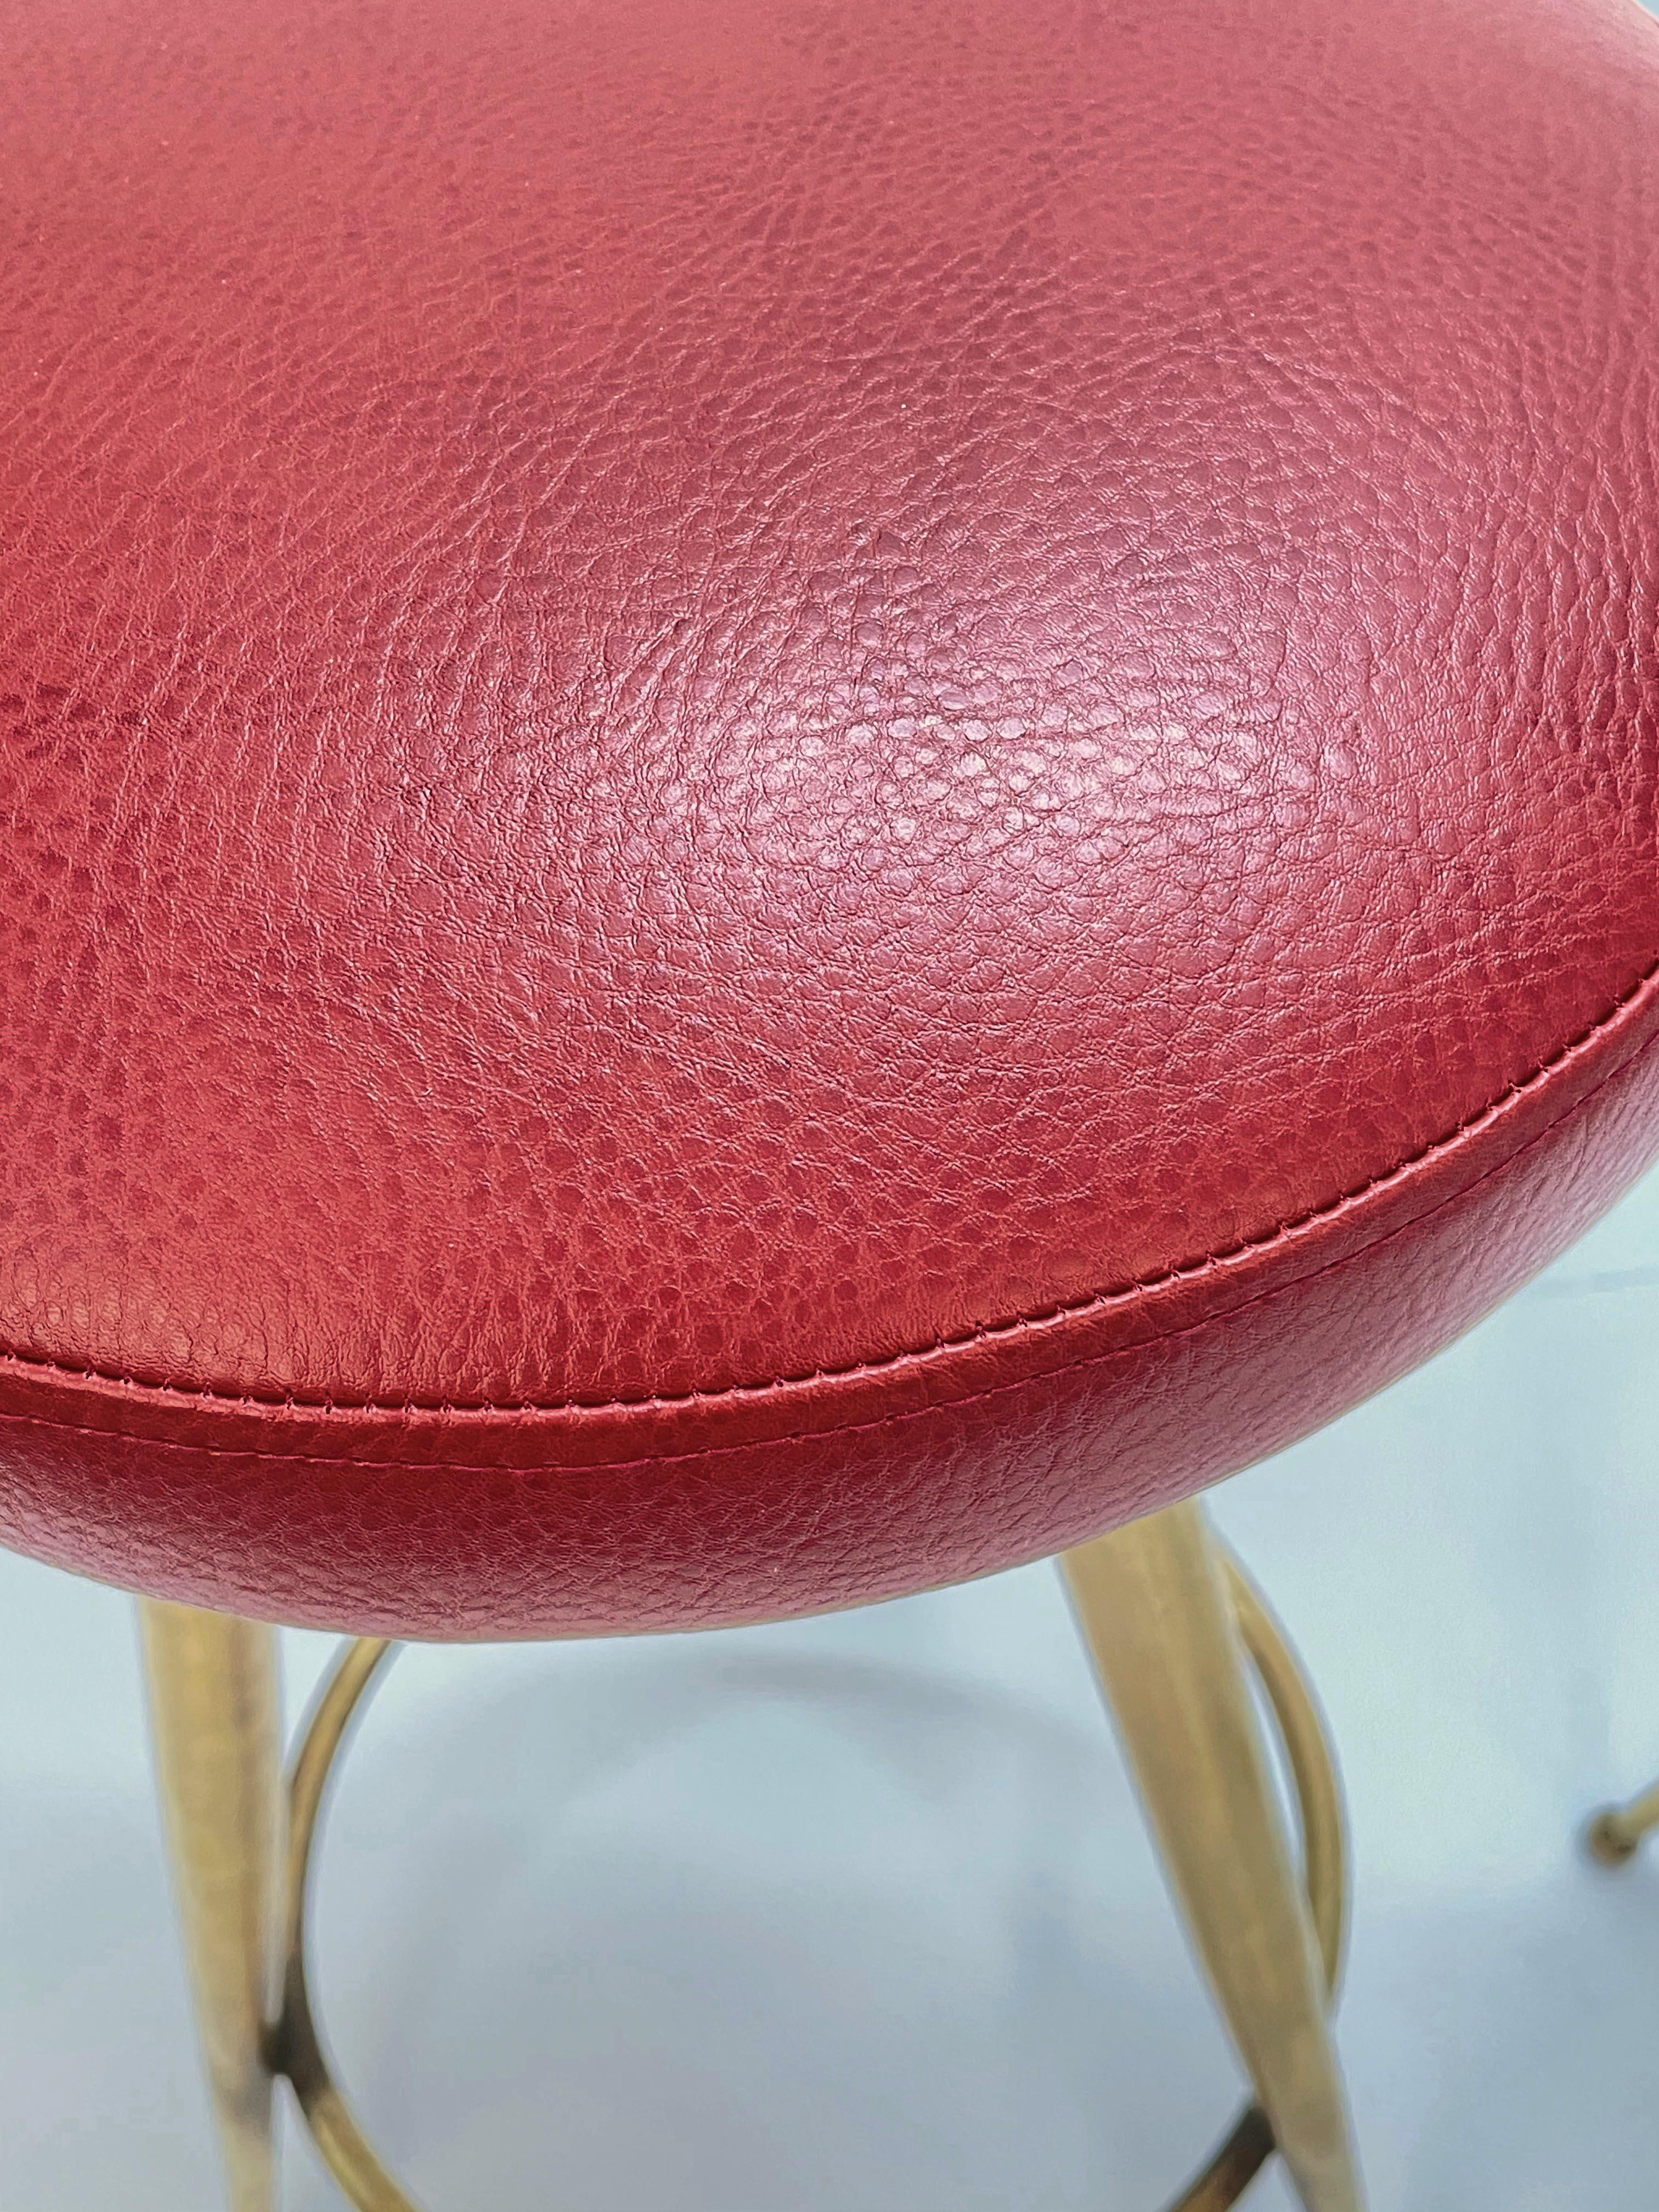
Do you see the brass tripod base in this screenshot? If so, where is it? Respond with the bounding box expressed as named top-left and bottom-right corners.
top-left (141, 1501), bottom-right (1362, 2212)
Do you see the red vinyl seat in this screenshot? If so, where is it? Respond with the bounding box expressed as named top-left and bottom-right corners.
top-left (1, 0), bottom-right (1656, 1638)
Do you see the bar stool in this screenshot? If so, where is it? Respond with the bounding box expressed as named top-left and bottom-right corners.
top-left (2, 0), bottom-right (1657, 2206)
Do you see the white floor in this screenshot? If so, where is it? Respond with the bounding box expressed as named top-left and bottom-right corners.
top-left (4, 1167), bottom-right (1659, 2211)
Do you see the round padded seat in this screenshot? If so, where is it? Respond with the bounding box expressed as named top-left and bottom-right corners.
top-left (1, 0), bottom-right (1657, 1637)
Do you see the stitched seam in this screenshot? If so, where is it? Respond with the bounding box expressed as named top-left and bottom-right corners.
top-left (4, 947), bottom-right (1658, 1421)
top-left (2, 998), bottom-right (1653, 1480)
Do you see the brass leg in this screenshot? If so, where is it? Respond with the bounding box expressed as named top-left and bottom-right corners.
top-left (1585, 1775), bottom-right (1659, 1867)
top-left (140, 1600), bottom-right (284, 2212)
top-left (1064, 1502), bottom-right (1366, 2212)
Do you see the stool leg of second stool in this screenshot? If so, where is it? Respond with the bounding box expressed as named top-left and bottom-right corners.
top-left (1063, 1502), bottom-right (1365, 2212)
top-left (1586, 1774), bottom-right (1659, 1865)
top-left (139, 1600), bottom-right (284, 2212)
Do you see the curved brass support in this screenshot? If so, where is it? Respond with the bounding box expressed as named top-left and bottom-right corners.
top-left (266, 1550), bottom-right (1348, 2212)
top-left (1164, 1556), bottom-right (1348, 2212)
top-left (267, 1636), bottom-right (413, 2212)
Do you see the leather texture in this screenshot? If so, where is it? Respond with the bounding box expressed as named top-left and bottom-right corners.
top-left (1, 0), bottom-right (1657, 1636)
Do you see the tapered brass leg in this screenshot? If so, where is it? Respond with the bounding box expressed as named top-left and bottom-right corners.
top-left (140, 1600), bottom-right (284, 2212)
top-left (1064, 1503), bottom-right (1365, 2212)
top-left (1585, 1775), bottom-right (1659, 1866)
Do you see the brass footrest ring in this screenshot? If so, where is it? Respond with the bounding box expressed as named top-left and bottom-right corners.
top-left (269, 1556), bottom-right (1347, 2212)
top-left (269, 1635), bottom-right (410, 2211)
top-left (1166, 1556), bottom-right (1349, 2212)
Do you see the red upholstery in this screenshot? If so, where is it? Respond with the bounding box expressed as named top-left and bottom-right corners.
top-left (1, 0), bottom-right (1657, 1635)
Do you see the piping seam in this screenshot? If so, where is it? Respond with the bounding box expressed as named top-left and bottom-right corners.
top-left (2, 946), bottom-right (1657, 1422)
top-left (0, 995), bottom-right (1654, 1479)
